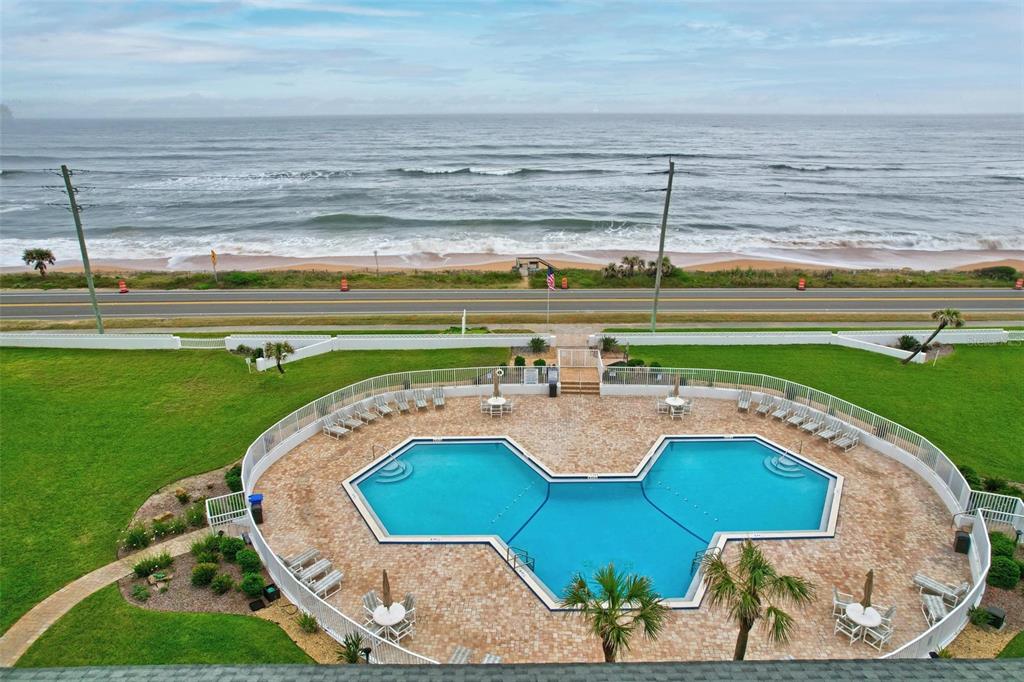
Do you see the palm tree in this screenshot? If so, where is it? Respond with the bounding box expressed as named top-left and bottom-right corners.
top-left (620, 255), bottom-right (637, 276)
top-left (901, 308), bottom-right (964, 364)
top-left (561, 562), bottom-right (669, 662)
top-left (601, 262), bottom-right (620, 279)
top-left (659, 256), bottom-right (675, 277)
top-left (22, 248), bottom-right (55, 277)
top-left (701, 540), bottom-right (815, 660)
top-left (263, 341), bottom-right (295, 374)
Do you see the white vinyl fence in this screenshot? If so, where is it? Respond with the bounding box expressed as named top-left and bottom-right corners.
top-left (221, 363), bottom-right (1013, 662)
top-left (179, 337), bottom-right (229, 349)
top-left (0, 333), bottom-right (181, 350)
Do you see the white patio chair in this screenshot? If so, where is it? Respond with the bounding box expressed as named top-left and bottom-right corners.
top-left (834, 615), bottom-right (862, 644)
top-left (413, 390), bottom-right (428, 409)
top-left (912, 573), bottom-right (969, 607)
top-left (832, 586), bottom-right (855, 617)
top-left (656, 398), bottom-right (670, 415)
top-left (920, 594), bottom-right (949, 626)
top-left (448, 646), bottom-right (473, 664)
top-left (401, 592), bottom-right (416, 624)
top-left (362, 591), bottom-right (381, 627)
top-left (737, 390), bottom-right (752, 412)
top-left (432, 387), bottom-right (445, 407)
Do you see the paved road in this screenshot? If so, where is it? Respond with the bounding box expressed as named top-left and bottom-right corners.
top-left (1, 288), bottom-right (1020, 319)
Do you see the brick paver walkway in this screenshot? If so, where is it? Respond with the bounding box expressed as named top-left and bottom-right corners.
top-left (0, 529), bottom-right (208, 667)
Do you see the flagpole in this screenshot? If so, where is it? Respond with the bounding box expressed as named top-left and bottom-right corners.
top-left (546, 286), bottom-right (550, 325)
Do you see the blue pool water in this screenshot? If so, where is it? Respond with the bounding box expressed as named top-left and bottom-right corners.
top-left (354, 437), bottom-right (834, 600)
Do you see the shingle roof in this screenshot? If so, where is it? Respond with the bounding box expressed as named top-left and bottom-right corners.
top-left (3, 660), bottom-right (1023, 682)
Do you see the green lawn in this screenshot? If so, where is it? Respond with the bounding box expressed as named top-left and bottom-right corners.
top-left (0, 346), bottom-right (506, 634)
top-left (16, 585), bottom-right (313, 667)
top-left (998, 630), bottom-right (1024, 658)
top-left (629, 345), bottom-right (1024, 481)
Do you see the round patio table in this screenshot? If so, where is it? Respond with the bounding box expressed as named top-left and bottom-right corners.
top-left (486, 396), bottom-right (507, 407)
top-left (664, 396), bottom-right (688, 407)
top-left (372, 603), bottom-right (407, 628)
top-left (845, 603), bottom-right (882, 629)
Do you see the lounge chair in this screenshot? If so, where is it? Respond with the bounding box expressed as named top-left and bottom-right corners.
top-left (296, 558), bottom-right (331, 584)
top-left (482, 654), bottom-right (502, 664)
top-left (771, 400), bottom-right (793, 420)
top-left (448, 646), bottom-right (473, 664)
top-left (373, 395), bottom-right (394, 416)
top-left (354, 401), bottom-right (378, 423)
top-left (736, 389), bottom-right (752, 412)
top-left (834, 615), bottom-right (861, 644)
top-left (921, 594), bottom-right (948, 626)
top-left (800, 417), bottom-right (824, 434)
top-left (283, 548), bottom-right (319, 571)
top-left (310, 569), bottom-right (343, 598)
top-left (322, 417), bottom-right (349, 439)
top-left (395, 392), bottom-right (411, 412)
top-left (413, 390), bottom-right (428, 409)
top-left (339, 409), bottom-right (363, 430)
top-left (754, 396), bottom-right (776, 417)
top-left (831, 427), bottom-right (860, 452)
top-left (832, 586), bottom-right (855, 617)
top-left (816, 419), bottom-right (841, 441)
top-left (432, 387), bottom-right (445, 408)
top-left (913, 573), bottom-right (969, 606)
top-left (786, 406), bottom-right (810, 427)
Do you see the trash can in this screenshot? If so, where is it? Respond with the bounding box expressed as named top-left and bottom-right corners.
top-left (953, 530), bottom-right (970, 554)
top-left (249, 493), bottom-right (264, 525)
top-left (548, 368), bottom-right (559, 397)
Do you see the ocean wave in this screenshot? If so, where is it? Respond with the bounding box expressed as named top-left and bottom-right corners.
top-left (307, 212), bottom-right (639, 231)
top-left (766, 163), bottom-right (905, 172)
top-left (391, 167), bottom-right (613, 177)
top-left (990, 175), bottom-right (1023, 182)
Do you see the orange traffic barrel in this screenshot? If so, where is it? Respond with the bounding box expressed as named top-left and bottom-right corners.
top-left (340, 278), bottom-right (349, 292)
top-left (561, 277), bottom-right (568, 289)
top-left (118, 279), bottom-right (129, 294)
top-left (1016, 278), bottom-right (1023, 290)
top-left (797, 278), bottom-right (806, 291)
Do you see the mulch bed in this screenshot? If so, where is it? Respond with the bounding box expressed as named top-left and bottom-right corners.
top-left (946, 585), bottom-right (1023, 658)
top-left (118, 551), bottom-right (261, 616)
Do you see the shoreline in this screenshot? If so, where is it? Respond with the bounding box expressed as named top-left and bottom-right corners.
top-left (3, 249), bottom-right (1022, 275)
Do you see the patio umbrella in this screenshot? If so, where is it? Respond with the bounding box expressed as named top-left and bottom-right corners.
top-left (492, 369), bottom-right (502, 398)
top-left (382, 569), bottom-right (393, 608)
top-left (672, 372), bottom-right (680, 398)
top-left (861, 569), bottom-right (874, 608)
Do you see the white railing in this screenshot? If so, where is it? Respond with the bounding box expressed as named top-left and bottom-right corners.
top-left (557, 348), bottom-right (601, 367)
top-left (235, 364), bottom-right (995, 661)
top-left (1009, 330), bottom-right (1024, 343)
top-left (179, 337), bottom-right (229, 349)
top-left (205, 491), bottom-right (248, 526)
top-left (0, 332), bottom-right (181, 350)
top-left (968, 491), bottom-right (1024, 533)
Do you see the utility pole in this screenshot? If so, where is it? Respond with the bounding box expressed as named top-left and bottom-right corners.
top-left (60, 164), bottom-right (104, 334)
top-left (649, 158), bottom-right (675, 332)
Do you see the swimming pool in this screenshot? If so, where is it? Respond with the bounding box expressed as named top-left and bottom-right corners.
top-left (348, 436), bottom-right (841, 607)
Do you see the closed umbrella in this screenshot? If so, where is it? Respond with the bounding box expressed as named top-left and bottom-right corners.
top-left (672, 372), bottom-right (680, 398)
top-left (861, 569), bottom-right (874, 608)
top-left (382, 569), bottom-right (393, 608)
top-left (492, 369), bottom-right (502, 398)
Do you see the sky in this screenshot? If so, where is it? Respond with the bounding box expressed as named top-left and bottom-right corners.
top-left (1, 0), bottom-right (1022, 118)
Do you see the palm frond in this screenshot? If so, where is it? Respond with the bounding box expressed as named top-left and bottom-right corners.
top-left (762, 605), bottom-right (795, 644)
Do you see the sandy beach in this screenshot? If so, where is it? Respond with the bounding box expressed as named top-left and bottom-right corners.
top-left (10, 248), bottom-right (1023, 275)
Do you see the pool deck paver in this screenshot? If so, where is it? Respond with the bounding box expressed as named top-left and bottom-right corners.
top-left (256, 395), bottom-right (970, 663)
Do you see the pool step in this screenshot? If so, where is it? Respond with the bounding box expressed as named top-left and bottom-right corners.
top-left (376, 459), bottom-right (414, 483)
top-left (762, 454), bottom-right (805, 478)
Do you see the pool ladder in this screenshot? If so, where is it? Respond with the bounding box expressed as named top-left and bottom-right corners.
top-left (506, 545), bottom-right (536, 572)
top-left (690, 546), bottom-right (721, 577)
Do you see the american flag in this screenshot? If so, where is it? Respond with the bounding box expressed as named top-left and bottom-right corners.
top-left (546, 266), bottom-right (555, 290)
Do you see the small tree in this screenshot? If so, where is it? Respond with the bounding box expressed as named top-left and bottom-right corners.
top-left (599, 335), bottom-right (620, 353)
top-left (702, 540), bottom-right (815, 660)
top-left (22, 248), bottom-right (55, 277)
top-left (561, 563), bottom-right (669, 662)
top-left (263, 341), bottom-right (295, 374)
top-left (528, 336), bottom-right (549, 353)
top-left (901, 308), bottom-right (963, 364)
top-left (337, 632), bottom-right (365, 664)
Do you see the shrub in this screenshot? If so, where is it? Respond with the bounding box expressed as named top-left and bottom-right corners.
top-left (296, 612), bottom-right (319, 634)
top-left (151, 519), bottom-right (172, 539)
top-left (220, 536), bottom-right (246, 562)
top-left (239, 572), bottom-right (265, 597)
top-left (626, 358), bottom-right (645, 367)
top-left (513, 355), bottom-right (526, 367)
top-left (649, 362), bottom-right (661, 368)
top-left (987, 556), bottom-right (1021, 589)
top-left (533, 358), bottom-right (546, 367)
top-left (528, 336), bottom-right (549, 353)
top-left (211, 573), bottom-right (234, 595)
top-left (973, 265), bottom-right (1019, 281)
top-left (191, 562), bottom-right (219, 587)
top-left (131, 584), bottom-right (150, 602)
top-left (225, 464), bottom-right (243, 493)
top-left (132, 551), bottom-right (173, 578)
top-left (174, 487), bottom-right (190, 505)
top-left (959, 466), bottom-right (982, 488)
top-left (167, 517), bottom-right (188, 535)
top-left (969, 606), bottom-right (993, 627)
top-left (337, 632), bottom-right (365, 664)
top-left (194, 550), bottom-right (219, 565)
top-left (897, 335), bottom-right (920, 351)
top-left (223, 271), bottom-right (267, 286)
top-left (990, 532), bottom-right (1017, 559)
top-left (190, 534), bottom-right (222, 557)
top-left (121, 523), bottom-right (152, 550)
top-left (983, 477), bottom-right (1008, 492)
top-left (185, 501), bottom-right (207, 528)
top-left (236, 548), bottom-right (262, 574)
top-left (599, 335), bottom-right (619, 353)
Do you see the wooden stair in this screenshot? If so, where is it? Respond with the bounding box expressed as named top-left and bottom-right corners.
top-left (560, 380), bottom-right (600, 395)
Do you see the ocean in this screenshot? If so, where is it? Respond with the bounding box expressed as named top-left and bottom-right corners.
top-left (1, 114), bottom-right (1022, 268)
